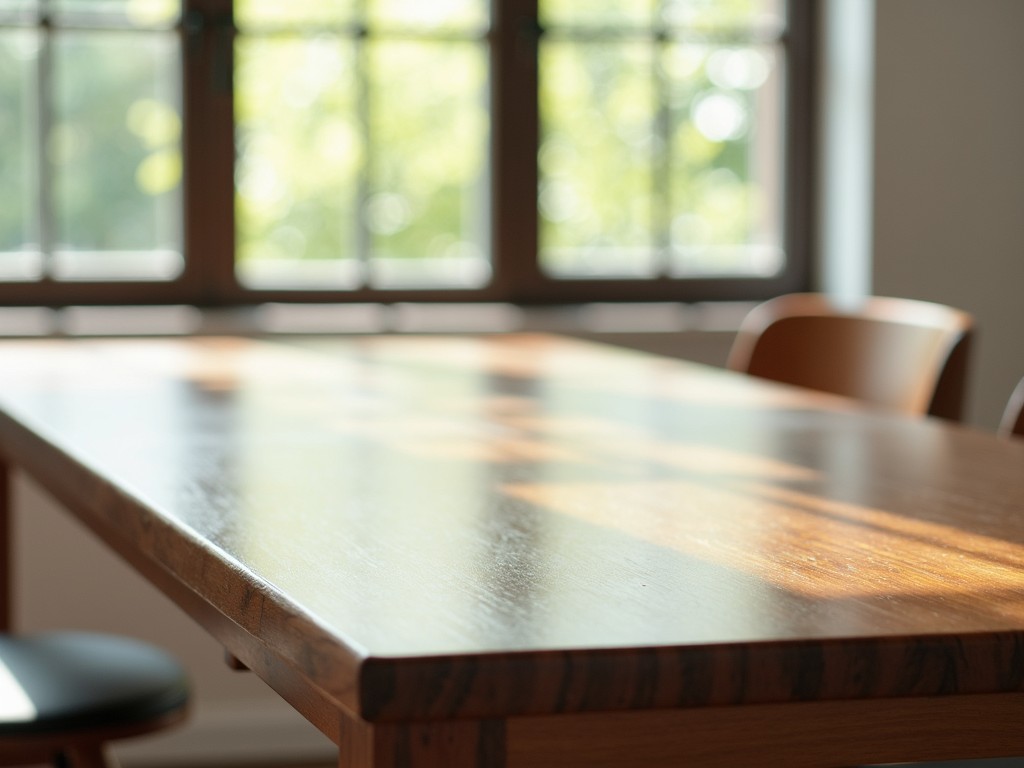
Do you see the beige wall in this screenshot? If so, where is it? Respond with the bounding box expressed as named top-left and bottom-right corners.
top-left (872, 0), bottom-right (1024, 429)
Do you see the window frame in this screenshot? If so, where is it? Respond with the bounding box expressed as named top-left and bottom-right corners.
top-left (0, 0), bottom-right (815, 307)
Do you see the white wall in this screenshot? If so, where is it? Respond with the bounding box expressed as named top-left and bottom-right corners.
top-left (872, 0), bottom-right (1024, 429)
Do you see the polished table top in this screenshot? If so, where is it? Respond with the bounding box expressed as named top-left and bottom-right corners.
top-left (1, 334), bottom-right (1023, 725)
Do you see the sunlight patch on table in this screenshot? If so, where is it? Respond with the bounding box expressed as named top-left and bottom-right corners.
top-left (500, 478), bottom-right (1024, 607)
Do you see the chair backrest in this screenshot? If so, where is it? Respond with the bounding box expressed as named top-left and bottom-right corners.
top-left (727, 293), bottom-right (974, 420)
top-left (998, 377), bottom-right (1024, 438)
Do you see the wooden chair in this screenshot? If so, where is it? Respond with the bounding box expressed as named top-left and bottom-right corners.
top-left (727, 293), bottom-right (974, 420)
top-left (0, 631), bottom-right (189, 767)
top-left (998, 377), bottom-right (1024, 438)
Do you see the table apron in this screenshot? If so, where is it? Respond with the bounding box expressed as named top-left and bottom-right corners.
top-left (337, 692), bottom-right (1024, 767)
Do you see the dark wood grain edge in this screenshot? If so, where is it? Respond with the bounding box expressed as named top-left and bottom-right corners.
top-left (359, 632), bottom-right (1024, 722)
top-left (0, 409), bottom-right (366, 738)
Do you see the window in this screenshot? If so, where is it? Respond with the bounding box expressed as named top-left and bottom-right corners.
top-left (0, 0), bottom-right (182, 294)
top-left (0, 0), bottom-right (812, 306)
top-left (233, 0), bottom-right (491, 292)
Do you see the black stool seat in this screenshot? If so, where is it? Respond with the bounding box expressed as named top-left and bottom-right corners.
top-left (0, 632), bottom-right (189, 737)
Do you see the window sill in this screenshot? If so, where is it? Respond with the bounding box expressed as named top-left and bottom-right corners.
top-left (0, 302), bottom-right (752, 339)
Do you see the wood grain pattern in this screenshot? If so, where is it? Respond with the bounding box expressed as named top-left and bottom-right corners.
top-left (1, 334), bottom-right (1024, 763)
top-left (0, 405), bottom-right (354, 742)
top-left (359, 632), bottom-right (1024, 721)
top-left (340, 716), bottom-right (506, 768)
top-left (506, 692), bottom-right (1024, 767)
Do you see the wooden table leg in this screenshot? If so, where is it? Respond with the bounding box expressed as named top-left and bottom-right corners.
top-left (339, 714), bottom-right (506, 768)
top-left (0, 458), bottom-right (10, 632)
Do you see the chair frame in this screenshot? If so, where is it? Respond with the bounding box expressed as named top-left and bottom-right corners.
top-left (727, 293), bottom-right (974, 420)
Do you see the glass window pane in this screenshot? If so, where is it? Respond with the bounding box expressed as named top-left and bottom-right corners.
top-left (367, 40), bottom-right (489, 289)
top-left (539, 41), bottom-right (655, 278)
top-left (51, 30), bottom-right (182, 280)
top-left (0, 29), bottom-right (42, 279)
top-left (50, 0), bottom-right (180, 28)
top-left (541, 0), bottom-right (655, 28)
top-left (235, 0), bottom-right (355, 30)
top-left (368, 0), bottom-right (487, 32)
top-left (235, 37), bottom-right (361, 289)
top-left (660, 0), bottom-right (784, 32)
top-left (0, 1), bottom-right (38, 24)
top-left (666, 43), bottom-right (784, 276)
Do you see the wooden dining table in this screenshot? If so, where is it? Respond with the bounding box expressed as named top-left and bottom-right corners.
top-left (1, 333), bottom-right (1023, 767)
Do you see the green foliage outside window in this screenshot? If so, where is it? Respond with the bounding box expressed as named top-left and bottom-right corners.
top-left (0, 0), bottom-right (786, 287)
top-left (0, 0), bottom-right (181, 279)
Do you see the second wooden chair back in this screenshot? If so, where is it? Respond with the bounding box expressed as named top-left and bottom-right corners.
top-left (999, 377), bottom-right (1024, 438)
top-left (727, 293), bottom-right (974, 420)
